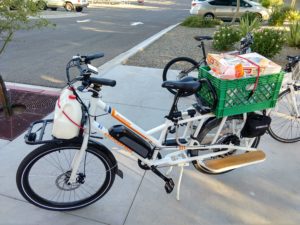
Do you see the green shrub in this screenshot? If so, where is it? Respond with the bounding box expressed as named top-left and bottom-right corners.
top-left (239, 14), bottom-right (261, 37)
top-left (213, 26), bottom-right (241, 51)
top-left (241, 12), bottom-right (261, 24)
top-left (269, 5), bottom-right (300, 26)
top-left (259, 0), bottom-right (283, 8)
top-left (286, 22), bottom-right (300, 48)
top-left (181, 16), bottom-right (223, 28)
top-left (252, 28), bottom-right (286, 58)
top-left (268, 6), bottom-right (287, 26)
top-left (286, 9), bottom-right (300, 22)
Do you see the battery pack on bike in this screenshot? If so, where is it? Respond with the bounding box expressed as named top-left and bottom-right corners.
top-left (109, 125), bottom-right (154, 158)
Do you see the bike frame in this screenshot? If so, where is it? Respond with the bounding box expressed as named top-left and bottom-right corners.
top-left (68, 91), bottom-right (257, 184)
top-left (268, 72), bottom-right (300, 119)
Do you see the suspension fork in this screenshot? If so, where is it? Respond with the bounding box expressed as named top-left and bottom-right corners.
top-left (68, 95), bottom-right (97, 184)
top-left (68, 133), bottom-right (89, 184)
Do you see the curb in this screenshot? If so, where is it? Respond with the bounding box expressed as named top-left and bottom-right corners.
top-left (5, 82), bottom-right (61, 96)
top-left (98, 23), bottom-right (179, 76)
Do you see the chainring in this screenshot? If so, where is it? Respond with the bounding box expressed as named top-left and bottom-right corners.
top-left (138, 153), bottom-right (162, 170)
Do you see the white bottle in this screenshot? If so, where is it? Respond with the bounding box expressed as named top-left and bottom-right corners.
top-left (52, 88), bottom-right (82, 139)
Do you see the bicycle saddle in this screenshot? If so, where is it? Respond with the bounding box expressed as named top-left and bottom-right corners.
top-left (162, 77), bottom-right (201, 94)
top-left (194, 36), bottom-right (213, 41)
top-left (287, 55), bottom-right (300, 62)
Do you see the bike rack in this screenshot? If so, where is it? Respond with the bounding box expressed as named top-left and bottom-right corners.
top-left (25, 119), bottom-right (80, 145)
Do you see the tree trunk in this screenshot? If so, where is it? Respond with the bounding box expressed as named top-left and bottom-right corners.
top-left (231, 0), bottom-right (240, 24)
top-left (291, 0), bottom-right (296, 8)
top-left (0, 75), bottom-right (12, 117)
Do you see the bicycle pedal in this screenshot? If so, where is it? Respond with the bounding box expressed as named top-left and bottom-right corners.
top-left (164, 178), bottom-right (175, 194)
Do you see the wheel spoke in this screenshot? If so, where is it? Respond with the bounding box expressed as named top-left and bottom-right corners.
top-left (269, 88), bottom-right (300, 142)
top-left (17, 144), bottom-right (115, 210)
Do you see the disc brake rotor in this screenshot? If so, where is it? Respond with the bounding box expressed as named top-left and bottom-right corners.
top-left (55, 171), bottom-right (85, 191)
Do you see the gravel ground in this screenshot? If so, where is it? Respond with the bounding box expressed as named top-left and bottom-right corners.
top-left (124, 25), bottom-right (299, 69)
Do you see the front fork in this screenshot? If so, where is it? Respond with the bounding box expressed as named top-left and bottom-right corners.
top-left (68, 96), bottom-right (97, 184)
top-left (68, 133), bottom-right (89, 184)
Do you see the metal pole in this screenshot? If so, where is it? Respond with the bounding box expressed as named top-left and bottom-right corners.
top-left (0, 75), bottom-right (12, 117)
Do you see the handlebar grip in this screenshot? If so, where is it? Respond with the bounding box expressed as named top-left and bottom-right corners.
top-left (89, 77), bottom-right (116, 87)
top-left (199, 78), bottom-right (218, 110)
top-left (85, 53), bottom-right (104, 62)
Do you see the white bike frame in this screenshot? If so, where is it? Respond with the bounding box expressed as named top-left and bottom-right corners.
top-left (68, 91), bottom-right (257, 185)
top-left (268, 71), bottom-right (300, 118)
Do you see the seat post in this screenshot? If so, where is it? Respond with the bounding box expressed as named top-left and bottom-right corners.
top-left (201, 41), bottom-right (207, 62)
top-left (167, 91), bottom-right (181, 120)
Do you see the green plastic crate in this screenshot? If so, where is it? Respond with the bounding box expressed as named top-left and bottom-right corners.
top-left (197, 66), bottom-right (284, 118)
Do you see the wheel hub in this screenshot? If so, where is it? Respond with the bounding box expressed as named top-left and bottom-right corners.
top-left (55, 171), bottom-right (85, 191)
top-left (212, 134), bottom-right (240, 158)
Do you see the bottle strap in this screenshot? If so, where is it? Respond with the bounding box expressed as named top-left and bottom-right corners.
top-left (57, 98), bottom-right (84, 130)
top-left (236, 55), bottom-right (261, 99)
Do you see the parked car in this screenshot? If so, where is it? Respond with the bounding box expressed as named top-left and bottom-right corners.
top-left (35, 0), bottom-right (89, 12)
top-left (190, 0), bottom-right (269, 21)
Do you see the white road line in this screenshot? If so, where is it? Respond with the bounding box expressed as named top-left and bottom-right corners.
top-left (130, 22), bottom-right (144, 26)
top-left (77, 19), bottom-right (91, 23)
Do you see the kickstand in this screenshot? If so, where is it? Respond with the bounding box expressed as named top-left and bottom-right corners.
top-left (176, 164), bottom-right (185, 201)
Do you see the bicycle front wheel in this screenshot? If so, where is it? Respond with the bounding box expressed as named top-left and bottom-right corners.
top-left (16, 142), bottom-right (116, 211)
top-left (268, 86), bottom-right (300, 143)
top-left (162, 57), bottom-right (200, 96)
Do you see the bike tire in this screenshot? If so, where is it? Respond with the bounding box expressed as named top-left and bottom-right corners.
top-left (189, 116), bottom-right (260, 175)
top-left (16, 142), bottom-right (116, 211)
top-left (162, 57), bottom-right (200, 96)
top-left (268, 86), bottom-right (300, 143)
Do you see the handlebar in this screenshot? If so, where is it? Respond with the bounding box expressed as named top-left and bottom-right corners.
top-left (239, 33), bottom-right (253, 54)
top-left (285, 55), bottom-right (300, 72)
top-left (66, 53), bottom-right (116, 90)
top-left (89, 77), bottom-right (116, 87)
top-left (71, 53), bottom-right (105, 64)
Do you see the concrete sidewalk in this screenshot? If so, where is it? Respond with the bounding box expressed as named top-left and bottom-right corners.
top-left (0, 64), bottom-right (299, 225)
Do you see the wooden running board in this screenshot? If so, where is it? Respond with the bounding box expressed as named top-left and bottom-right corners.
top-left (204, 151), bottom-right (266, 173)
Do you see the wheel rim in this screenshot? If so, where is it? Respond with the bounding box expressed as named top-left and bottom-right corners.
top-left (66, 3), bottom-right (73, 11)
top-left (165, 61), bottom-right (198, 81)
top-left (37, 1), bottom-right (46, 10)
top-left (269, 89), bottom-right (300, 142)
top-left (21, 147), bottom-right (111, 208)
top-left (204, 14), bottom-right (214, 19)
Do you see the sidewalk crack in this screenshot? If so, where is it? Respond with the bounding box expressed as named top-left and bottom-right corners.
top-left (122, 170), bottom-right (146, 225)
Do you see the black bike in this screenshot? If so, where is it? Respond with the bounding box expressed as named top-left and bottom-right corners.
top-left (162, 33), bottom-right (253, 96)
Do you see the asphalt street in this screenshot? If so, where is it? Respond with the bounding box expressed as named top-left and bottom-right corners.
top-left (0, 0), bottom-right (190, 87)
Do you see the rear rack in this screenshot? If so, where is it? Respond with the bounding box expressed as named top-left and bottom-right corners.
top-left (24, 119), bottom-right (77, 145)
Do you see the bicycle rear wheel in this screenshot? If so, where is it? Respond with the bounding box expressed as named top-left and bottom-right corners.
top-left (16, 142), bottom-right (116, 211)
top-left (189, 116), bottom-right (260, 174)
top-left (162, 57), bottom-right (200, 96)
top-left (268, 86), bottom-right (300, 143)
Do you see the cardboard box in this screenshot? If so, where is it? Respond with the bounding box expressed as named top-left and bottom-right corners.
top-left (206, 52), bottom-right (281, 79)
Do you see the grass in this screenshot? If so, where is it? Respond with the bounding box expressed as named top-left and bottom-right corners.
top-left (181, 15), bottom-right (223, 28)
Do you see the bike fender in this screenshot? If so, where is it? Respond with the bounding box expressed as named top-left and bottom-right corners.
top-left (88, 139), bottom-right (123, 179)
